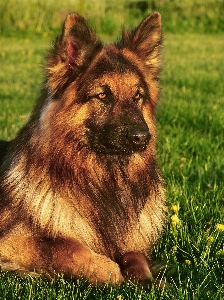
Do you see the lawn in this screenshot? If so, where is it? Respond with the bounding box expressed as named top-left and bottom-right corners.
top-left (0, 28), bottom-right (224, 300)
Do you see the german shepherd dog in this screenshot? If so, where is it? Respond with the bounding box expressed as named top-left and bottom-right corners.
top-left (0, 12), bottom-right (165, 285)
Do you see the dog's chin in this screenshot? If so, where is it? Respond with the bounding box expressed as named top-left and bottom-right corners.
top-left (90, 143), bottom-right (148, 156)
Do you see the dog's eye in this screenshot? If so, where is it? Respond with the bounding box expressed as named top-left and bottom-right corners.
top-left (133, 91), bottom-right (144, 103)
top-left (96, 92), bottom-right (107, 100)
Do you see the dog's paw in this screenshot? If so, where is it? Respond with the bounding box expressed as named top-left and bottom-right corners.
top-left (86, 253), bottom-right (124, 285)
top-left (119, 251), bottom-right (153, 283)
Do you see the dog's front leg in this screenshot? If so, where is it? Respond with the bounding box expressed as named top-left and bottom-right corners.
top-left (0, 235), bottom-right (123, 284)
top-left (46, 237), bottom-right (124, 285)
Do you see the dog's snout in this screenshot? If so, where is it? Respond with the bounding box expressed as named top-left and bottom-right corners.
top-left (127, 128), bottom-right (151, 146)
top-left (88, 123), bottom-right (151, 154)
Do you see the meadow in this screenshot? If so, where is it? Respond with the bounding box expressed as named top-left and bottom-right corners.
top-left (0, 0), bottom-right (224, 299)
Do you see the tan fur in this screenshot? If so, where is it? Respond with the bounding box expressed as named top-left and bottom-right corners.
top-left (0, 12), bottom-right (165, 285)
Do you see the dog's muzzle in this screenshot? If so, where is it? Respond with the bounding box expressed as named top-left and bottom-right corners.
top-left (88, 124), bottom-right (151, 155)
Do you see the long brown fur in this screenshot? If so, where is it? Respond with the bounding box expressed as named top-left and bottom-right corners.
top-left (0, 12), bottom-right (165, 285)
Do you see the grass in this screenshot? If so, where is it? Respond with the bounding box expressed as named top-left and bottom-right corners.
top-left (0, 0), bottom-right (224, 35)
top-left (0, 36), bottom-right (49, 140)
top-left (0, 21), bottom-right (224, 300)
top-left (156, 33), bottom-right (224, 299)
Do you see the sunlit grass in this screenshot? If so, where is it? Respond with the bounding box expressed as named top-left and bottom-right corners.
top-left (0, 0), bottom-right (224, 36)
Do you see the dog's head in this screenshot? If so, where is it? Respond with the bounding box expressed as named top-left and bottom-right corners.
top-left (82, 65), bottom-right (151, 155)
top-left (43, 13), bottom-right (162, 156)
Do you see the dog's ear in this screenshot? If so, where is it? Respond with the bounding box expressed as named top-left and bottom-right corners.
top-left (46, 14), bottom-right (102, 92)
top-left (61, 14), bottom-right (102, 70)
top-left (120, 12), bottom-right (162, 74)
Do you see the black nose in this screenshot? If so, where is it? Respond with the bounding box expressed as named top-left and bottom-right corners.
top-left (127, 128), bottom-right (151, 146)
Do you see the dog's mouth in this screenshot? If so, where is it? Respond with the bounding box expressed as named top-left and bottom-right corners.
top-left (87, 125), bottom-right (151, 155)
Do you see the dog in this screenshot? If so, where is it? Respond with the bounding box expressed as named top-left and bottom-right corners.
top-left (0, 12), bottom-right (165, 285)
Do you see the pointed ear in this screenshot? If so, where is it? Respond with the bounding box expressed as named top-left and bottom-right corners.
top-left (46, 14), bottom-right (102, 92)
top-left (121, 12), bottom-right (162, 73)
top-left (60, 14), bottom-right (102, 70)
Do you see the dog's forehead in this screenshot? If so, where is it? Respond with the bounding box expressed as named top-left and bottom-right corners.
top-left (88, 48), bottom-right (147, 91)
top-left (90, 46), bottom-right (140, 76)
top-left (85, 70), bottom-right (146, 101)
top-left (94, 71), bottom-right (143, 93)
